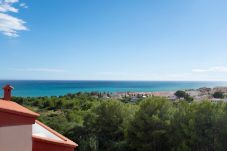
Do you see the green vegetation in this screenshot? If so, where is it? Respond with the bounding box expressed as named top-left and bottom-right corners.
top-left (175, 90), bottom-right (187, 98)
top-left (175, 90), bottom-right (193, 102)
top-left (12, 93), bottom-right (227, 151)
top-left (213, 91), bottom-right (225, 99)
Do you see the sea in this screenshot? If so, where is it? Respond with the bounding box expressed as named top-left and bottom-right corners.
top-left (0, 80), bottom-right (227, 97)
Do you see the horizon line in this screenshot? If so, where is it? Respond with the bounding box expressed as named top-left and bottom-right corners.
top-left (1, 79), bottom-right (227, 82)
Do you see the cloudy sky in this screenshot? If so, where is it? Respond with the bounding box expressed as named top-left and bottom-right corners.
top-left (0, 0), bottom-right (227, 81)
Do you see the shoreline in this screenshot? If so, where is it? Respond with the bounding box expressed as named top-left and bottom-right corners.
top-left (13, 86), bottom-right (227, 98)
top-left (3, 80), bottom-right (227, 97)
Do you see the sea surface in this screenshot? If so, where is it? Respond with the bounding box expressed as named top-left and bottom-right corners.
top-left (0, 80), bottom-right (227, 97)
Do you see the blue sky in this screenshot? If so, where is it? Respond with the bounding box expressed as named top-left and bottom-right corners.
top-left (0, 0), bottom-right (227, 81)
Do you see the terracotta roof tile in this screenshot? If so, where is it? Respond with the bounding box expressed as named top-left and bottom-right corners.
top-left (0, 99), bottom-right (39, 118)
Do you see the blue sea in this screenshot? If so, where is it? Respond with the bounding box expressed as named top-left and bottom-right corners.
top-left (0, 80), bottom-right (227, 97)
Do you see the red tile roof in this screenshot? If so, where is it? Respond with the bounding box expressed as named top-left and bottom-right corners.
top-left (0, 99), bottom-right (39, 118)
top-left (0, 97), bottom-right (77, 150)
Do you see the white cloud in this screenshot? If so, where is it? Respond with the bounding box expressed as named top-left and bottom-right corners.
top-left (26, 68), bottom-right (66, 73)
top-left (5, 0), bottom-right (18, 3)
top-left (192, 66), bottom-right (227, 73)
top-left (95, 70), bottom-right (227, 81)
top-left (97, 71), bottom-right (144, 78)
top-left (19, 2), bottom-right (27, 8)
top-left (0, 3), bottom-right (18, 12)
top-left (97, 72), bottom-right (128, 76)
top-left (0, 0), bottom-right (27, 37)
top-left (0, 13), bottom-right (27, 37)
top-left (11, 68), bottom-right (67, 73)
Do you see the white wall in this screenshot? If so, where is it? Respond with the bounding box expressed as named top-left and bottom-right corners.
top-left (0, 125), bottom-right (32, 151)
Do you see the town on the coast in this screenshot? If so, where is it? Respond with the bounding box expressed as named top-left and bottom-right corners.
top-left (89, 86), bottom-right (227, 103)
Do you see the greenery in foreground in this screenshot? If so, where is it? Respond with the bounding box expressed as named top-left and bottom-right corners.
top-left (12, 93), bottom-right (227, 151)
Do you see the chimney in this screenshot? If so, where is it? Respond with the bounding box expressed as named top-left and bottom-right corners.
top-left (3, 85), bottom-right (14, 101)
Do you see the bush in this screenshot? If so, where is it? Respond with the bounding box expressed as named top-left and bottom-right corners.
top-left (213, 92), bottom-right (224, 99)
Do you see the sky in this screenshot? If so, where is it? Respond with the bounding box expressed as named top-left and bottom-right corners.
top-left (0, 0), bottom-right (227, 81)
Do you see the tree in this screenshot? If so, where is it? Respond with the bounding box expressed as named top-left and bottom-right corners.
top-left (188, 102), bottom-right (224, 151)
top-left (86, 100), bottom-right (134, 151)
top-left (12, 92), bottom-right (227, 151)
top-left (169, 101), bottom-right (192, 151)
top-left (175, 90), bottom-right (193, 102)
top-left (175, 90), bottom-right (187, 98)
top-left (213, 92), bottom-right (224, 99)
top-left (217, 104), bottom-right (227, 151)
top-left (66, 123), bottom-right (98, 151)
top-left (185, 95), bottom-right (194, 102)
top-left (127, 98), bottom-right (173, 151)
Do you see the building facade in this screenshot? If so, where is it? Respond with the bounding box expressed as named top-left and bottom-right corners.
top-left (0, 85), bottom-right (78, 151)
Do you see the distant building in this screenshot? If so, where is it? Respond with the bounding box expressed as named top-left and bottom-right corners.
top-left (130, 96), bottom-right (139, 102)
top-left (197, 87), bottom-right (212, 95)
top-left (0, 85), bottom-right (78, 151)
top-left (186, 90), bottom-right (200, 97)
top-left (213, 87), bottom-right (227, 93)
top-left (210, 98), bottom-right (226, 103)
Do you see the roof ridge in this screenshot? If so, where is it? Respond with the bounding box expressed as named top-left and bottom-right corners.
top-left (33, 120), bottom-right (78, 147)
top-left (0, 100), bottom-right (40, 118)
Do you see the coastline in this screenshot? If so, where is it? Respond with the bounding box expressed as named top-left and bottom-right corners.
top-left (1, 80), bottom-right (227, 97)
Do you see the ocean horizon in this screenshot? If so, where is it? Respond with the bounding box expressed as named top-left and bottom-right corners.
top-left (1, 80), bottom-right (227, 97)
